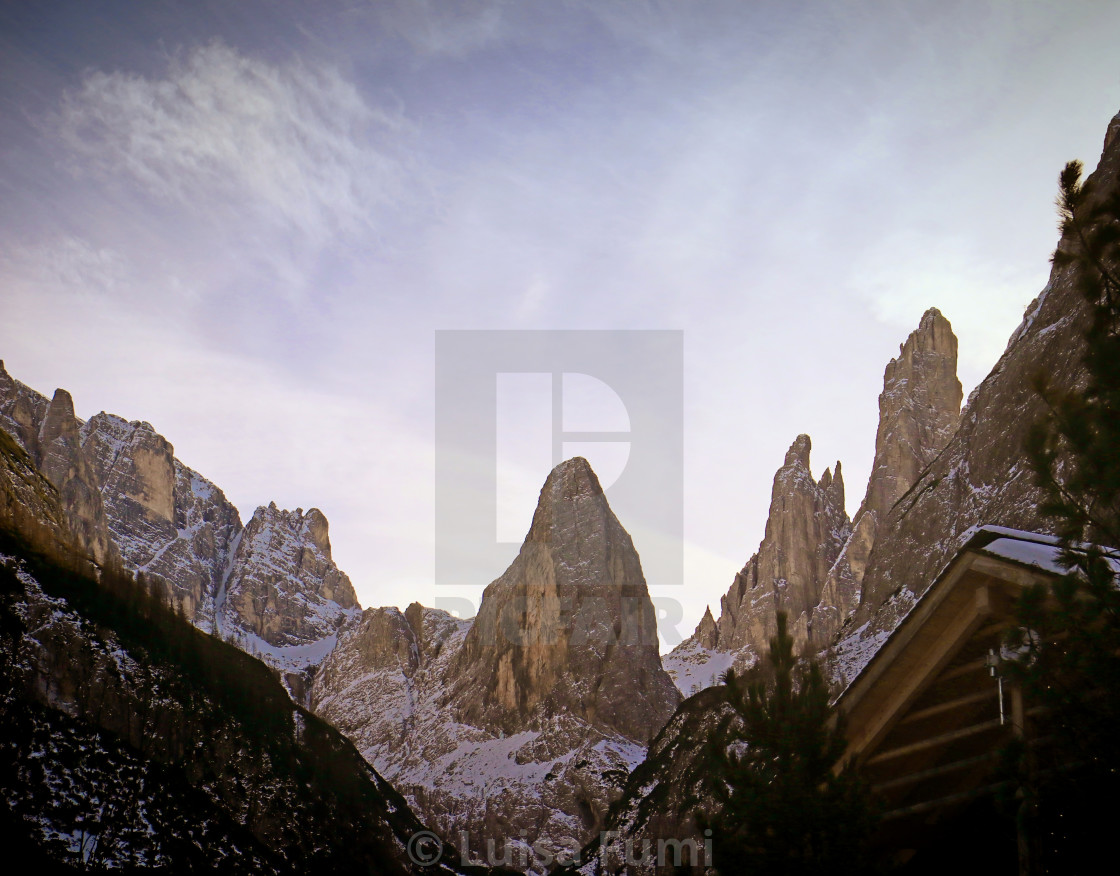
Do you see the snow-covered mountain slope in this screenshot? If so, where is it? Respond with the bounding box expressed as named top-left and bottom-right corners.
top-left (0, 371), bottom-right (359, 689)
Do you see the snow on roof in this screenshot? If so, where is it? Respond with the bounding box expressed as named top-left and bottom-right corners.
top-left (966, 525), bottom-right (1120, 575)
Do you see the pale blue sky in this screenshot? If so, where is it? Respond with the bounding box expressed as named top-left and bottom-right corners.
top-left (3, 0), bottom-right (1119, 647)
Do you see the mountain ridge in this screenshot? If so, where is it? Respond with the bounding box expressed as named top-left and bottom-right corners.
top-left (0, 365), bottom-right (359, 696)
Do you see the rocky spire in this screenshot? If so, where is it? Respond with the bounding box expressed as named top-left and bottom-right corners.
top-left (694, 605), bottom-right (719, 650)
top-left (450, 456), bottom-right (680, 743)
top-left (810, 308), bottom-right (962, 646)
top-left (863, 307), bottom-right (962, 519)
top-left (34, 389), bottom-right (117, 567)
top-left (712, 434), bottom-right (851, 654)
top-left (818, 461), bottom-right (845, 513)
top-left (841, 110), bottom-right (1120, 649)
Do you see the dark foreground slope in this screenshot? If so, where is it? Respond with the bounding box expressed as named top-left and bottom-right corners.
top-left (0, 431), bottom-right (475, 873)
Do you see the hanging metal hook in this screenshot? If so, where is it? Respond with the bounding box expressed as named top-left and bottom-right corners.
top-left (986, 648), bottom-right (1005, 726)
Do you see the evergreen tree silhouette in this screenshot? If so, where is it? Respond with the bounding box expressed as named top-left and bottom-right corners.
top-left (1006, 158), bottom-right (1120, 873)
top-left (696, 613), bottom-right (876, 876)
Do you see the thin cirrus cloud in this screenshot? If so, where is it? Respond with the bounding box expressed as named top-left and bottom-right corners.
top-left (365, 0), bottom-right (513, 57)
top-left (3, 236), bottom-right (130, 300)
top-left (53, 41), bottom-right (415, 246)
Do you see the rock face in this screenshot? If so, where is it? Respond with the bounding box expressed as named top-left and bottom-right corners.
top-left (219, 503), bottom-right (358, 688)
top-left (312, 458), bottom-right (681, 871)
top-left (0, 366), bottom-right (118, 567)
top-left (452, 457), bottom-right (679, 743)
top-left (80, 412), bottom-right (241, 627)
top-left (693, 606), bottom-right (719, 650)
top-left (0, 370), bottom-right (359, 687)
top-left (862, 308), bottom-right (962, 525)
top-left (833, 111), bottom-right (1120, 681)
top-left (664, 310), bottom-right (961, 693)
top-left (809, 308), bottom-right (961, 647)
top-left (0, 428), bottom-right (74, 563)
top-left (713, 435), bottom-right (850, 657)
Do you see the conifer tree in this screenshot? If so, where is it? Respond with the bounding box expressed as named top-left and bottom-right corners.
top-left (1007, 158), bottom-right (1120, 871)
top-left (695, 613), bottom-right (876, 876)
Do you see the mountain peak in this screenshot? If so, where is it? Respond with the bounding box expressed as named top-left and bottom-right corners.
top-left (524, 455), bottom-right (610, 547)
top-left (694, 605), bottom-right (719, 650)
top-left (920, 305), bottom-right (944, 326)
top-left (538, 455), bottom-right (603, 503)
top-left (548, 454), bottom-right (599, 485)
top-left (784, 433), bottom-right (812, 469)
top-left (453, 459), bottom-right (679, 742)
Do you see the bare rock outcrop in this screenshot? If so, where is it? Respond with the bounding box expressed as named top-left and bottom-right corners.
top-left (665, 311), bottom-right (960, 690)
top-left (809, 308), bottom-right (961, 646)
top-left (0, 362), bottom-right (49, 454)
top-left (0, 427), bottom-right (74, 561)
top-left (714, 435), bottom-right (850, 656)
top-left (693, 605), bottom-right (719, 650)
top-left (451, 456), bottom-right (679, 743)
top-left (833, 112), bottom-right (1120, 680)
top-left (36, 389), bottom-right (119, 567)
top-left (220, 503), bottom-right (359, 656)
top-left (79, 412), bottom-right (238, 623)
top-left (0, 371), bottom-right (361, 685)
top-left (0, 365), bottom-right (117, 567)
top-left (78, 412), bottom-right (246, 632)
top-left (828, 111), bottom-right (1120, 685)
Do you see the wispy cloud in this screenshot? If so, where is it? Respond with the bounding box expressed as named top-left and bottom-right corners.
top-left (54, 41), bottom-right (415, 245)
top-left (367, 0), bottom-right (512, 57)
top-left (3, 236), bottom-right (129, 299)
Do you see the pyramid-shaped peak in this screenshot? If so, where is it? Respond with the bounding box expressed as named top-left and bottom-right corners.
top-left (692, 604), bottom-right (720, 650)
top-left (525, 456), bottom-right (614, 546)
top-left (543, 456), bottom-right (603, 496)
top-left (453, 450), bottom-right (679, 742)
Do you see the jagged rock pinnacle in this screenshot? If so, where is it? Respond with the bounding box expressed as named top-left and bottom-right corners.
top-left (712, 434), bottom-right (851, 654)
top-left (784, 434), bottom-right (812, 468)
top-left (808, 307), bottom-right (962, 647)
top-left (694, 605), bottom-right (719, 650)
